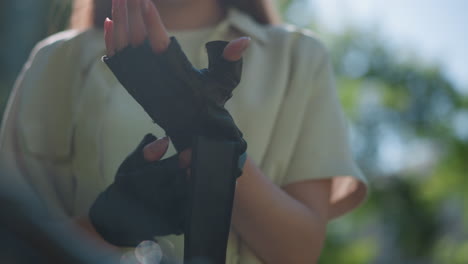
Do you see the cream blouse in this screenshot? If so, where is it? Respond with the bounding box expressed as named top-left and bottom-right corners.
top-left (0, 8), bottom-right (366, 264)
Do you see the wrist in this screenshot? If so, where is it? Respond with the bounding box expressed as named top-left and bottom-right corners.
top-left (73, 215), bottom-right (121, 253)
top-left (238, 151), bottom-right (247, 171)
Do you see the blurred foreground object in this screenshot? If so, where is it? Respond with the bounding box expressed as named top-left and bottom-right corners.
top-left (0, 170), bottom-right (118, 264)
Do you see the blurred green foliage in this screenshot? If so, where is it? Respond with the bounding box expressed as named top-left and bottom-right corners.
top-left (1, 1), bottom-right (467, 263)
top-left (276, 1), bottom-right (468, 263)
top-left (317, 29), bottom-right (468, 264)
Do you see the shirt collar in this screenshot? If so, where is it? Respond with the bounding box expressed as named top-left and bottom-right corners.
top-left (219, 7), bottom-right (269, 45)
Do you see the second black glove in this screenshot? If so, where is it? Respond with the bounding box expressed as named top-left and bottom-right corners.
top-left (89, 134), bottom-right (188, 247)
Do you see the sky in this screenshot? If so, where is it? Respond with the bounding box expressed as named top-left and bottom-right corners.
top-left (286, 0), bottom-right (468, 94)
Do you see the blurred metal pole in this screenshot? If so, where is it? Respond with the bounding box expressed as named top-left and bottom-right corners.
top-left (184, 137), bottom-right (239, 264)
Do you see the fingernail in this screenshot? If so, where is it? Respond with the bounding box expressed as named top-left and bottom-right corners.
top-left (239, 37), bottom-right (251, 52)
top-left (144, 137), bottom-right (168, 159)
top-left (105, 17), bottom-right (112, 29)
top-left (104, 18), bottom-right (109, 31)
top-left (154, 137), bottom-right (169, 148)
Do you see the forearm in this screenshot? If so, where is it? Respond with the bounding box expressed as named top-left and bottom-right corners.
top-left (231, 157), bottom-right (328, 264)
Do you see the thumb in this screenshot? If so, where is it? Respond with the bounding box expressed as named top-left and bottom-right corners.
top-left (205, 37), bottom-right (249, 88)
top-left (222, 37), bottom-right (251, 62)
top-left (143, 137), bottom-right (170, 161)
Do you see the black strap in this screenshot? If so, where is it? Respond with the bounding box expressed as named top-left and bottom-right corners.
top-left (184, 136), bottom-right (239, 264)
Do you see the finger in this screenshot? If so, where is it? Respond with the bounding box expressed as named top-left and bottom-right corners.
top-left (223, 37), bottom-right (251, 61)
top-left (127, 0), bottom-right (147, 47)
top-left (143, 137), bottom-right (170, 161)
top-left (113, 0), bottom-right (129, 51)
top-left (141, 0), bottom-right (170, 53)
top-left (104, 18), bottom-right (115, 57)
top-left (178, 149), bottom-right (192, 168)
top-left (206, 39), bottom-right (244, 87)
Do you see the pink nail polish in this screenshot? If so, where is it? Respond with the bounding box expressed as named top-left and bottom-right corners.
top-left (240, 37), bottom-right (251, 52)
top-left (104, 18), bottom-right (109, 31)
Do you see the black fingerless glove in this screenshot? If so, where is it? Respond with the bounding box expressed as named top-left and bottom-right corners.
top-left (89, 134), bottom-right (187, 247)
top-left (103, 37), bottom-right (246, 155)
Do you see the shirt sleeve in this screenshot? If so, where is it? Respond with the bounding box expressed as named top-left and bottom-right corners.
top-left (0, 36), bottom-right (78, 219)
top-left (280, 34), bottom-right (367, 187)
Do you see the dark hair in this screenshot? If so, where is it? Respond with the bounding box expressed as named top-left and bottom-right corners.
top-left (70, 0), bottom-right (280, 29)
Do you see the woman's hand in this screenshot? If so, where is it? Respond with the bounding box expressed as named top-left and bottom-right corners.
top-left (89, 135), bottom-right (189, 246)
top-left (103, 0), bottom-right (251, 153)
top-left (144, 138), bottom-right (192, 171)
top-left (104, 0), bottom-right (250, 61)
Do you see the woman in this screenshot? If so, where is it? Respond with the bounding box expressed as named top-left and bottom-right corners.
top-left (0, 0), bottom-right (368, 263)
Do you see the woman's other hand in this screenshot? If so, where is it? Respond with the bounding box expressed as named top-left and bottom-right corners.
top-left (104, 0), bottom-right (250, 60)
top-left (89, 134), bottom-right (189, 246)
top-left (144, 140), bottom-right (192, 175)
